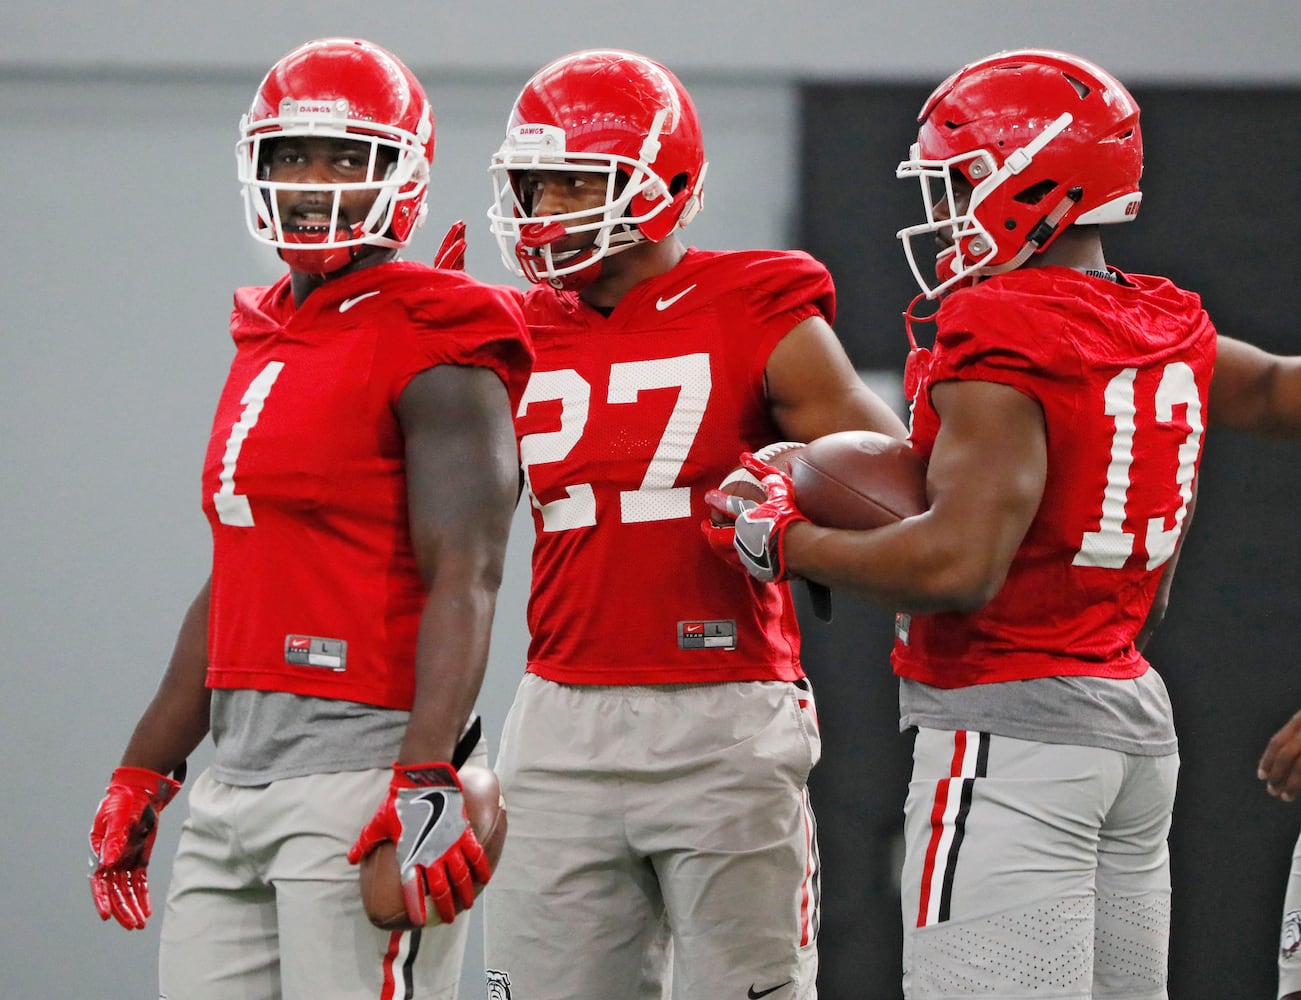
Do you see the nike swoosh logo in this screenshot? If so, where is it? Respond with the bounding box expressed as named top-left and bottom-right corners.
top-left (655, 283), bottom-right (697, 311)
top-left (339, 290), bottom-right (381, 312)
top-left (734, 515), bottom-right (777, 575)
top-left (735, 533), bottom-right (771, 570)
top-left (748, 982), bottom-right (792, 999)
top-left (399, 789), bottom-right (447, 871)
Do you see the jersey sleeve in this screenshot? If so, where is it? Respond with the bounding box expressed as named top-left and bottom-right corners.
top-left (398, 272), bottom-right (534, 409)
top-left (726, 249), bottom-right (838, 386)
top-left (738, 248), bottom-right (836, 326)
top-left (927, 283), bottom-right (1066, 405)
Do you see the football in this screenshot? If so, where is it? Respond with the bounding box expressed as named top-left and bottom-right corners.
top-left (359, 764), bottom-right (508, 931)
top-left (788, 430), bottom-right (927, 529)
top-left (710, 440), bottom-right (806, 525)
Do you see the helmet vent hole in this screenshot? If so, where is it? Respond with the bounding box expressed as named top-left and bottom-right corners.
top-left (1062, 72), bottom-right (1091, 99)
top-left (1014, 179), bottom-right (1058, 205)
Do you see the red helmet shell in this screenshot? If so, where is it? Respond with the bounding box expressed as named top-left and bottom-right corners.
top-left (506, 49), bottom-right (705, 243)
top-left (919, 49), bottom-right (1142, 258)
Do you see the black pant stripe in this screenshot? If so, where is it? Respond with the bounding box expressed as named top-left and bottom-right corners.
top-left (936, 731), bottom-right (990, 923)
top-left (401, 929), bottom-right (422, 1000)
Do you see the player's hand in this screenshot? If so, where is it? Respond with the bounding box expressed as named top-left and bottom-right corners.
top-left (704, 482), bottom-right (834, 617)
top-left (727, 453), bottom-right (810, 583)
top-left (348, 762), bottom-right (490, 925)
top-left (700, 489), bottom-right (759, 571)
top-left (88, 766), bottom-right (183, 930)
top-left (1259, 709), bottom-right (1301, 802)
top-left (432, 221), bottom-right (468, 271)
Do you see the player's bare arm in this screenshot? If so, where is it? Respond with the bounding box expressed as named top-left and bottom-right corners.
top-left (1211, 335), bottom-right (1301, 436)
top-left (764, 315), bottom-right (908, 443)
top-left (89, 579), bottom-right (210, 929)
top-left (783, 379), bottom-right (1046, 613)
top-left (395, 364), bottom-right (518, 765)
top-left (1259, 708), bottom-right (1301, 802)
top-left (118, 579), bottom-right (214, 774)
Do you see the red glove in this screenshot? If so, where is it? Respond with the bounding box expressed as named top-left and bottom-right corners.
top-left (728, 452), bottom-right (810, 583)
top-left (432, 221), bottom-right (467, 271)
top-left (88, 766), bottom-right (182, 930)
top-left (705, 454), bottom-right (834, 617)
top-left (348, 762), bottom-right (490, 925)
top-left (701, 486), bottom-right (759, 571)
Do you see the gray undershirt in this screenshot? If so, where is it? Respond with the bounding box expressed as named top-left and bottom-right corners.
top-left (209, 688), bottom-right (409, 786)
top-left (898, 668), bottom-right (1178, 756)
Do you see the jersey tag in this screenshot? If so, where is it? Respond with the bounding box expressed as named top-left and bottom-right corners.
top-left (677, 620), bottom-right (736, 650)
top-left (285, 634), bottom-right (347, 671)
top-left (895, 613), bottom-right (911, 646)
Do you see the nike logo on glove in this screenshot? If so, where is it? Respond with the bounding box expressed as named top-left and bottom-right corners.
top-left (655, 284), bottom-right (697, 311)
top-left (399, 789), bottom-right (447, 871)
top-left (748, 982), bottom-right (792, 999)
top-left (339, 290), bottom-right (381, 313)
top-left (733, 514), bottom-right (778, 582)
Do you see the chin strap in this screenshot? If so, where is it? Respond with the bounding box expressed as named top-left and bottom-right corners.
top-left (979, 186), bottom-right (1082, 279)
top-left (278, 223), bottom-right (366, 275)
top-left (902, 294), bottom-right (939, 403)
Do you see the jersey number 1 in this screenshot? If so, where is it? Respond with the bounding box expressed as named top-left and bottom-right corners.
top-left (212, 361), bottom-right (284, 527)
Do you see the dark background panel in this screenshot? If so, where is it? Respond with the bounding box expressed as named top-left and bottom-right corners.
top-left (797, 83), bottom-right (1301, 999)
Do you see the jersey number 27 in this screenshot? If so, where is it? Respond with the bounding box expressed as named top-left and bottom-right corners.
top-left (517, 354), bottom-right (712, 532)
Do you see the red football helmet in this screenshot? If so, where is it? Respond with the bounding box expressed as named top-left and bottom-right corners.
top-left (896, 49), bottom-right (1143, 298)
top-left (487, 49), bottom-right (708, 290)
top-left (236, 38), bottom-right (434, 274)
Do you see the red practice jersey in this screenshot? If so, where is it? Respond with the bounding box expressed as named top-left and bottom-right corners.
top-left (201, 262), bottom-right (532, 709)
top-left (896, 267), bottom-right (1216, 688)
top-left (516, 248), bottom-right (832, 685)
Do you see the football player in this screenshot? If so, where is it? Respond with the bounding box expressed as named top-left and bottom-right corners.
top-left (482, 49), bottom-right (906, 999)
top-left (1210, 260), bottom-right (1301, 1000)
top-left (85, 37), bottom-right (532, 999)
top-left (718, 49), bottom-right (1205, 999)
top-left (1260, 707), bottom-right (1301, 1000)
top-left (720, 47), bottom-right (1301, 999)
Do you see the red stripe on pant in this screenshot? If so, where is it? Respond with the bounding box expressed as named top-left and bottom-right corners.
top-left (916, 731), bottom-right (963, 926)
top-left (798, 787), bottom-right (820, 946)
top-left (915, 730), bottom-right (985, 928)
top-left (379, 928), bottom-right (419, 999)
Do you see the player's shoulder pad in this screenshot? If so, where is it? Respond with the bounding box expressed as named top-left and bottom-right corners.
top-left (936, 274), bottom-right (1070, 375)
top-left (384, 264), bottom-right (534, 398)
top-left (723, 248), bottom-right (836, 327)
top-left (230, 275), bottom-right (294, 343)
top-left (683, 247), bottom-right (830, 285)
top-left (381, 264), bottom-right (526, 332)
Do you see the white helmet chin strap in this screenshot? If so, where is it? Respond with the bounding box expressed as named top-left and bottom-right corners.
top-left (637, 109), bottom-right (668, 169)
top-left (949, 112), bottom-right (1077, 283)
top-left (976, 183), bottom-right (1080, 277)
top-left (678, 162), bottom-right (708, 229)
top-left (967, 112), bottom-right (1072, 217)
